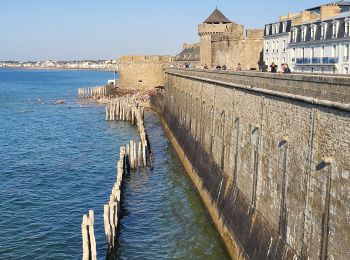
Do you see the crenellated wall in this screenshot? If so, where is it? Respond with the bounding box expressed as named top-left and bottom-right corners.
top-left (157, 69), bottom-right (350, 259)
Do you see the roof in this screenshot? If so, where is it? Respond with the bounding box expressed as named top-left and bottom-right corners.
top-left (306, 1), bottom-right (350, 11)
top-left (175, 44), bottom-right (200, 62)
top-left (203, 8), bottom-right (231, 24)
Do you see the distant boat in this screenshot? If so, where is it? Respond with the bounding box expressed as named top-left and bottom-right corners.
top-left (54, 99), bottom-right (65, 105)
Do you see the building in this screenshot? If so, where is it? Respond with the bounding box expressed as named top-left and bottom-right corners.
top-left (264, 1), bottom-right (350, 74)
top-left (198, 8), bottom-right (264, 70)
top-left (264, 13), bottom-right (300, 68)
top-left (174, 43), bottom-right (200, 67)
top-left (290, 6), bottom-right (350, 74)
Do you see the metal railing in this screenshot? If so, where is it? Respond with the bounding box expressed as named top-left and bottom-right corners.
top-left (295, 57), bottom-right (339, 64)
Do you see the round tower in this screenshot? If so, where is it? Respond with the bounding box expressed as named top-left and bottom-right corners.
top-left (198, 8), bottom-right (233, 67)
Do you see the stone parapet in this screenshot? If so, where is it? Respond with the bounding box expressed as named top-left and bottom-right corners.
top-left (166, 68), bottom-right (350, 105)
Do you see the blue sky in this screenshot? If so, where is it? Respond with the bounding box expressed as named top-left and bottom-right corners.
top-left (0, 0), bottom-right (336, 61)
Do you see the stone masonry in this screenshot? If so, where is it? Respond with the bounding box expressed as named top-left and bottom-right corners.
top-left (160, 68), bottom-right (350, 259)
top-left (117, 56), bottom-right (173, 91)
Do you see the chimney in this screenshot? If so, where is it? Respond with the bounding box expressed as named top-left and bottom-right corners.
top-left (301, 11), bottom-right (313, 23)
top-left (320, 5), bottom-right (341, 20)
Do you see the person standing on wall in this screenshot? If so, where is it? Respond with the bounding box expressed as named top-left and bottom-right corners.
top-left (283, 63), bottom-right (291, 74)
top-left (270, 62), bottom-right (278, 73)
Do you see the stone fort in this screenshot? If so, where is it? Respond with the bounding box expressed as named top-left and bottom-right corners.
top-left (117, 9), bottom-right (265, 92)
top-left (176, 8), bottom-right (264, 70)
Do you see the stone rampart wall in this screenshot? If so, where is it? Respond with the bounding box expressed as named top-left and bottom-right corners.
top-left (159, 69), bottom-right (350, 259)
top-left (117, 56), bottom-right (173, 91)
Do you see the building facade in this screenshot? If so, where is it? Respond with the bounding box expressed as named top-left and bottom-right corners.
top-left (264, 16), bottom-right (296, 68)
top-left (264, 1), bottom-right (350, 74)
top-left (290, 10), bottom-right (350, 74)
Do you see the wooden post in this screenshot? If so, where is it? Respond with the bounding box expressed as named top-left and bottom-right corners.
top-left (88, 210), bottom-right (97, 260)
top-left (138, 141), bottom-right (142, 167)
top-left (109, 202), bottom-right (115, 248)
top-left (82, 215), bottom-right (90, 260)
top-left (104, 204), bottom-right (111, 249)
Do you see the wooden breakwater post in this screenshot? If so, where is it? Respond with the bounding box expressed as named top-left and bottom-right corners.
top-left (103, 146), bottom-right (128, 254)
top-left (81, 210), bottom-right (97, 260)
top-left (105, 96), bottom-right (153, 169)
top-left (78, 85), bottom-right (112, 99)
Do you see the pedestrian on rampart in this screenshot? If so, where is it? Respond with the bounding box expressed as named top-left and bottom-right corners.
top-left (235, 63), bottom-right (241, 71)
top-left (270, 62), bottom-right (278, 73)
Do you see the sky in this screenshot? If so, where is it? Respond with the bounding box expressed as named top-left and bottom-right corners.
top-left (0, 0), bottom-right (339, 61)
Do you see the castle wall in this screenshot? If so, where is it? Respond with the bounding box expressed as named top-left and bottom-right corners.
top-left (211, 30), bottom-right (264, 70)
top-left (200, 35), bottom-right (212, 66)
top-left (198, 21), bottom-right (264, 69)
top-left (117, 56), bottom-right (173, 91)
top-left (156, 68), bottom-right (350, 259)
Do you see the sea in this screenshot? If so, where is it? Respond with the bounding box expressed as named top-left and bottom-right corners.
top-left (0, 68), bottom-right (229, 260)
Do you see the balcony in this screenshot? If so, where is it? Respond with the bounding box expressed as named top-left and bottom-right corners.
top-left (295, 57), bottom-right (339, 65)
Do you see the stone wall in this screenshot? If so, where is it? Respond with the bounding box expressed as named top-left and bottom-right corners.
top-left (211, 30), bottom-right (264, 70)
top-left (117, 56), bottom-right (173, 91)
top-left (159, 68), bottom-right (350, 259)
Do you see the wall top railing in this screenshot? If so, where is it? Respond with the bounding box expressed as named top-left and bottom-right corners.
top-left (165, 68), bottom-right (350, 111)
top-left (294, 57), bottom-right (339, 65)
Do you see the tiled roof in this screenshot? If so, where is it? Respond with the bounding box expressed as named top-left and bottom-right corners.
top-left (204, 8), bottom-right (231, 24)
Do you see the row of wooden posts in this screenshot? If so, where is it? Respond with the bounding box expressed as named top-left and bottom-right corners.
top-left (103, 146), bottom-right (126, 253)
top-left (81, 96), bottom-right (153, 259)
top-left (106, 97), bottom-right (152, 169)
top-left (81, 210), bottom-right (97, 260)
top-left (78, 85), bottom-right (111, 99)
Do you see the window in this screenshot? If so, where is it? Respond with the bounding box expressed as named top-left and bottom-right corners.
top-left (302, 48), bottom-right (305, 58)
top-left (321, 46), bottom-right (325, 58)
top-left (292, 48), bottom-right (296, 61)
top-left (283, 40), bottom-right (286, 52)
top-left (332, 20), bottom-right (339, 38)
top-left (333, 45), bottom-right (337, 58)
top-left (322, 67), bottom-right (325, 73)
top-left (345, 44), bottom-right (350, 61)
top-left (345, 18), bottom-right (350, 36)
top-left (276, 41), bottom-right (279, 52)
top-left (345, 67), bottom-right (349, 74)
top-left (275, 23), bottom-right (280, 34)
top-left (311, 67), bottom-right (314, 73)
top-left (283, 57), bottom-right (286, 63)
top-left (311, 24), bottom-right (317, 40)
top-left (311, 47), bottom-right (315, 58)
top-left (283, 22), bottom-right (288, 33)
top-left (266, 25), bottom-right (270, 35)
top-left (272, 41), bottom-right (275, 52)
top-left (266, 41), bottom-right (269, 53)
top-left (321, 22), bottom-right (327, 39)
top-left (301, 26), bottom-right (307, 42)
top-left (292, 28), bottom-right (298, 42)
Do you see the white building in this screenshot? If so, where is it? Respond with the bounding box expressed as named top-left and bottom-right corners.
top-left (264, 1), bottom-right (350, 74)
top-left (264, 14), bottom-right (299, 69)
top-left (290, 11), bottom-right (350, 74)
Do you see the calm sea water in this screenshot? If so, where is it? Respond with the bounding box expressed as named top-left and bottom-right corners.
top-left (0, 69), bottom-right (229, 259)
